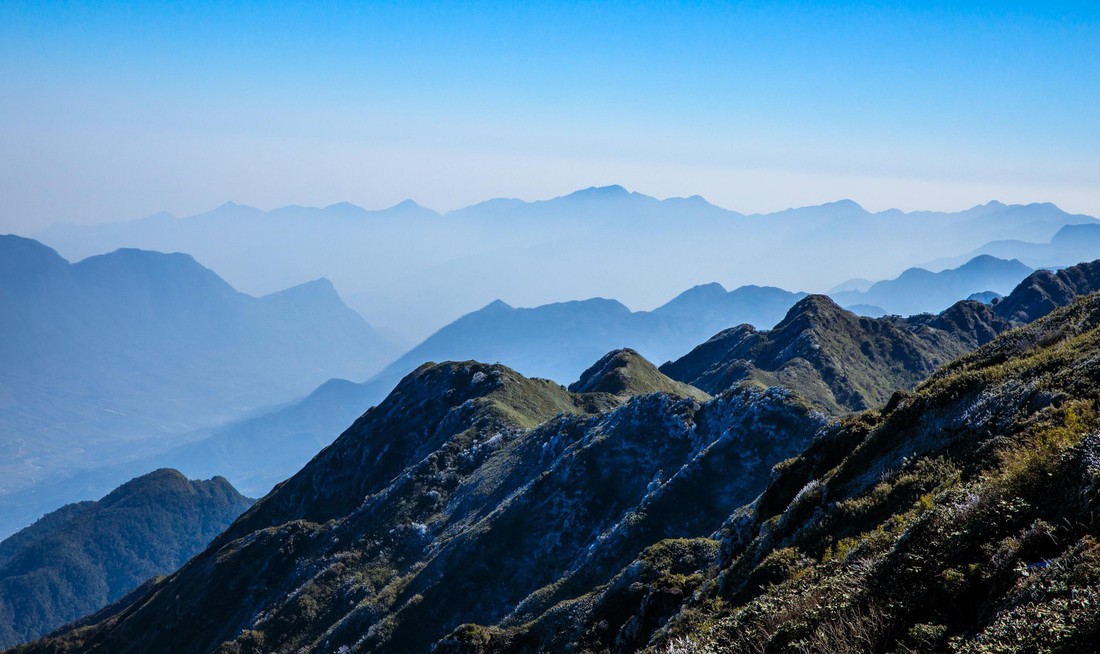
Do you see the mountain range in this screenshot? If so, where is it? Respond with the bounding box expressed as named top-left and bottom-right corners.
top-left (0, 232), bottom-right (1066, 544)
top-left (7, 254), bottom-right (1053, 520)
top-left (830, 254), bottom-right (1033, 317)
top-left (926, 221), bottom-right (1100, 271)
top-left (373, 283), bottom-right (807, 385)
top-left (30, 188), bottom-right (1097, 341)
top-left (14, 258), bottom-right (1100, 653)
top-left (0, 470), bottom-right (250, 648)
top-left (0, 235), bottom-right (398, 535)
top-left (152, 256), bottom-right (1093, 499)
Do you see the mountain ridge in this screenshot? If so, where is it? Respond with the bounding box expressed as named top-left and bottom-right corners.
top-left (0, 469), bottom-right (251, 648)
top-left (15, 259), bottom-right (1100, 654)
top-left (0, 235), bottom-right (400, 537)
top-left (29, 189), bottom-right (1095, 341)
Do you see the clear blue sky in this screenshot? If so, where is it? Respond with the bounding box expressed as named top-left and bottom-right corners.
top-left (1, 1), bottom-right (1098, 229)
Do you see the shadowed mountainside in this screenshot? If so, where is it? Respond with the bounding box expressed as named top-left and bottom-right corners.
top-left (449, 288), bottom-right (1100, 653)
top-left (15, 261), bottom-right (1100, 654)
top-left (9, 352), bottom-right (827, 654)
top-left (661, 259), bottom-right (1100, 415)
top-left (102, 259), bottom-right (1100, 511)
top-left (0, 470), bottom-right (251, 648)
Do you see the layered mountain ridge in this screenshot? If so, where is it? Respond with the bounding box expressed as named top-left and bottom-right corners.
top-left (130, 254), bottom-right (1039, 508)
top-left (30, 189), bottom-right (1095, 341)
top-left (15, 258), bottom-right (1100, 653)
top-left (0, 235), bottom-right (399, 536)
top-left (830, 254), bottom-right (1033, 317)
top-left (658, 260), bottom-right (1100, 416)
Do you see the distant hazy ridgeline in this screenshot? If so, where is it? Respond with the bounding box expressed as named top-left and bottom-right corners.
top-left (0, 236), bottom-right (398, 534)
top-left (33, 188), bottom-right (1097, 342)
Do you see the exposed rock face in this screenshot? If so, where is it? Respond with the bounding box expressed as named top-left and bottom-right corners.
top-left (12, 359), bottom-right (825, 654)
top-left (17, 260), bottom-right (1100, 654)
top-left (659, 294), bottom-right (989, 414)
top-left (994, 260), bottom-right (1100, 324)
top-left (438, 287), bottom-right (1100, 654)
top-left (661, 258), bottom-right (1100, 415)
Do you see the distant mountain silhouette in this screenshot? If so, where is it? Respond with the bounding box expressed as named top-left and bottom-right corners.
top-left (924, 222), bottom-right (1100, 271)
top-left (0, 235), bottom-right (399, 535)
top-left (966, 290), bottom-right (1002, 304)
top-left (30, 190), bottom-right (1095, 341)
top-left (369, 284), bottom-right (806, 387)
top-left (651, 283), bottom-right (806, 326)
top-left (0, 469), bottom-right (250, 648)
top-left (843, 303), bottom-right (887, 317)
top-left (829, 255), bottom-right (1032, 316)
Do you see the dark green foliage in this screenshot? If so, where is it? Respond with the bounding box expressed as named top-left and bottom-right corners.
top-left (0, 470), bottom-right (251, 648)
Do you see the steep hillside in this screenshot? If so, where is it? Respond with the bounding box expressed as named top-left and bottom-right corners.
top-left (17, 265), bottom-right (1100, 654)
top-left (125, 259), bottom-right (1100, 508)
top-left (660, 294), bottom-right (1006, 414)
top-left (993, 259), bottom-right (1100, 324)
top-left (661, 258), bottom-right (1100, 415)
top-left (0, 470), bottom-right (251, 648)
top-left (485, 289), bottom-right (1100, 654)
top-left (12, 355), bottom-right (826, 654)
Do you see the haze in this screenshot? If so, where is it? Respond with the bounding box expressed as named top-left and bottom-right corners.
top-left (2, 1), bottom-right (1099, 234)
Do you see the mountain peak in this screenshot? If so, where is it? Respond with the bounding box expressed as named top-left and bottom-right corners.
top-left (558, 185), bottom-right (635, 203)
top-left (568, 349), bottom-right (709, 400)
top-left (577, 184), bottom-right (628, 195)
top-left (480, 299), bottom-right (514, 312)
top-left (958, 254), bottom-right (1028, 272)
top-left (0, 234), bottom-right (69, 279)
top-left (684, 281), bottom-right (727, 296)
top-left (964, 253), bottom-right (1004, 266)
top-left (388, 199), bottom-right (424, 210)
top-left (777, 293), bottom-right (846, 324)
top-left (320, 201), bottom-right (368, 218)
top-left (830, 198), bottom-right (863, 208)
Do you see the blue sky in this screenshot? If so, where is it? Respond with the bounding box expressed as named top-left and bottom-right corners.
top-left (1, 1), bottom-right (1098, 229)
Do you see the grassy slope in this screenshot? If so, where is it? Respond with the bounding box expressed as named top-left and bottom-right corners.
top-left (579, 293), bottom-right (1100, 653)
